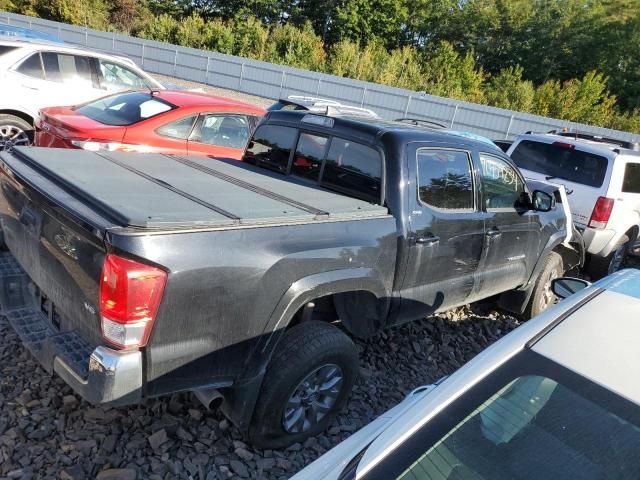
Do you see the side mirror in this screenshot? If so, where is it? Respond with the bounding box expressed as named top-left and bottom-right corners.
top-left (532, 190), bottom-right (554, 212)
top-left (552, 277), bottom-right (591, 299)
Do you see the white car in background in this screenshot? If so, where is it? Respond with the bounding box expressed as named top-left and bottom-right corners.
top-left (508, 132), bottom-right (640, 278)
top-left (292, 269), bottom-right (640, 480)
top-left (0, 38), bottom-right (163, 150)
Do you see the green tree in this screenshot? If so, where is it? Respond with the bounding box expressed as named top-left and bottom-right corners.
top-left (421, 42), bottom-right (486, 103)
top-left (232, 15), bottom-right (270, 60)
top-left (329, 0), bottom-right (407, 49)
top-left (31, 0), bottom-right (109, 29)
top-left (265, 22), bottom-right (326, 71)
top-left (138, 13), bottom-right (178, 43)
top-left (485, 66), bottom-right (535, 112)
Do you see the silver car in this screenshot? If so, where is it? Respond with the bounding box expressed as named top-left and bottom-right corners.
top-left (292, 269), bottom-right (640, 479)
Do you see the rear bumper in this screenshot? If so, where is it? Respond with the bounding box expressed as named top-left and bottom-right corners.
top-left (0, 252), bottom-right (142, 405)
top-left (580, 227), bottom-right (617, 257)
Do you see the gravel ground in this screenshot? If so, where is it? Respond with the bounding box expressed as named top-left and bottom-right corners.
top-left (0, 302), bottom-right (521, 480)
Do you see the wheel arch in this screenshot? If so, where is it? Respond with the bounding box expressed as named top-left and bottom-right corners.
top-left (0, 109), bottom-right (35, 126)
top-left (221, 268), bottom-right (390, 432)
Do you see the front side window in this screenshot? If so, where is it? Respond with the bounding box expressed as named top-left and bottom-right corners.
top-left (41, 52), bottom-right (92, 86)
top-left (98, 59), bottom-right (150, 91)
top-left (243, 125), bottom-right (297, 173)
top-left (190, 114), bottom-right (250, 149)
top-left (479, 153), bottom-right (525, 210)
top-left (157, 115), bottom-right (197, 140)
top-left (76, 92), bottom-right (174, 126)
top-left (16, 52), bottom-right (44, 79)
top-left (291, 133), bottom-right (328, 181)
top-left (510, 140), bottom-right (608, 188)
top-left (622, 163), bottom-right (640, 194)
top-left (417, 149), bottom-right (474, 211)
top-left (321, 138), bottom-right (382, 203)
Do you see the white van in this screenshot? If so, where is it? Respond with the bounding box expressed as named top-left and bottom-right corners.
top-left (507, 132), bottom-right (640, 278)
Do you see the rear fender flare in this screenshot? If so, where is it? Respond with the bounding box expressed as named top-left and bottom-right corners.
top-left (225, 268), bottom-right (389, 431)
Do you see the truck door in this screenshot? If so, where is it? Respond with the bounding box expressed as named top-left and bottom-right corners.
top-left (469, 152), bottom-right (540, 301)
top-left (398, 145), bottom-right (485, 322)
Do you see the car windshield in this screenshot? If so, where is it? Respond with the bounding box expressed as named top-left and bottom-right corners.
top-left (76, 92), bottom-right (174, 126)
top-left (362, 350), bottom-right (640, 480)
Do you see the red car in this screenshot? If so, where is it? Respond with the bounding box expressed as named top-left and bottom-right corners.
top-left (35, 90), bottom-right (266, 160)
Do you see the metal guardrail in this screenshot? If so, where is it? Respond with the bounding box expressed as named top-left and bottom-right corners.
top-left (2, 11), bottom-right (639, 142)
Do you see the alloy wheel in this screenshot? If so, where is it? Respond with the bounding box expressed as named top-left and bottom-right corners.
top-left (540, 268), bottom-right (559, 311)
top-left (282, 363), bottom-right (344, 434)
top-left (0, 124), bottom-right (30, 151)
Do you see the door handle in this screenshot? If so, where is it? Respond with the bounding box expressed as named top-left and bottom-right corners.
top-left (486, 228), bottom-right (502, 239)
top-left (415, 235), bottom-right (440, 246)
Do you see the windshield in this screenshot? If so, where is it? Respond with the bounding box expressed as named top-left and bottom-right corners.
top-left (363, 350), bottom-right (640, 480)
top-left (76, 92), bottom-right (174, 126)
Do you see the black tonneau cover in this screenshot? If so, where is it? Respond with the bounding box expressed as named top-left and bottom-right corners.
top-left (1, 147), bottom-right (388, 229)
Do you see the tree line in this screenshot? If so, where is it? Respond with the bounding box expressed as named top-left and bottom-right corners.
top-left (3, 0), bottom-right (639, 133)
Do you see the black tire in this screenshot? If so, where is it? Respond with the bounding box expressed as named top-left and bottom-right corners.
top-left (522, 252), bottom-right (563, 320)
top-left (248, 321), bottom-right (358, 449)
top-left (587, 235), bottom-right (629, 280)
top-left (0, 114), bottom-right (33, 151)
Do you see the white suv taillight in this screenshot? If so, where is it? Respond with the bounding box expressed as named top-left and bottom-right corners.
top-left (100, 254), bottom-right (167, 349)
top-left (588, 196), bottom-right (615, 229)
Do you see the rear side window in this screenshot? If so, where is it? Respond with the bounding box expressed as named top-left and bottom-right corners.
top-left (510, 140), bottom-right (608, 188)
top-left (291, 133), bottom-right (328, 181)
top-left (41, 52), bottom-right (92, 86)
top-left (417, 149), bottom-right (474, 211)
top-left (76, 92), bottom-right (174, 126)
top-left (321, 139), bottom-right (382, 203)
top-left (244, 125), bottom-right (297, 173)
top-left (157, 115), bottom-right (197, 140)
top-left (622, 163), bottom-right (640, 194)
top-left (16, 52), bottom-right (44, 79)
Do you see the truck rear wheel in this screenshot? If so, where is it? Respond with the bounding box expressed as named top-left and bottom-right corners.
top-left (523, 252), bottom-right (563, 319)
top-left (248, 321), bottom-right (358, 448)
top-left (587, 235), bottom-right (629, 280)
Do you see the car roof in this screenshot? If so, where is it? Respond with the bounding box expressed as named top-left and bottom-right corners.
top-left (149, 90), bottom-right (265, 113)
top-left (0, 25), bottom-right (63, 44)
top-left (264, 110), bottom-right (504, 152)
top-left (514, 132), bottom-right (640, 159)
top-left (0, 38), bottom-right (137, 65)
top-left (532, 269), bottom-right (640, 406)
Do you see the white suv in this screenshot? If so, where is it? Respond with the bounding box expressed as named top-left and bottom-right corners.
top-left (0, 38), bottom-right (163, 149)
top-left (507, 132), bottom-right (640, 278)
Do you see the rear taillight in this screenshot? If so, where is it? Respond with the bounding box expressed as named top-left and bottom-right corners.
top-left (100, 254), bottom-right (167, 349)
top-left (588, 196), bottom-right (615, 229)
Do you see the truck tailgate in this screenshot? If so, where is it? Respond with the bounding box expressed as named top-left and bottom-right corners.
top-left (0, 149), bottom-right (113, 370)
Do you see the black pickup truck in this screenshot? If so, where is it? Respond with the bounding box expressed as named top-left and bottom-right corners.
top-left (0, 111), bottom-right (582, 447)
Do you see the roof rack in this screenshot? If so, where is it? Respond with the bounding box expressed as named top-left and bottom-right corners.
top-left (394, 118), bottom-right (447, 129)
top-left (546, 130), bottom-right (640, 152)
top-left (323, 104), bottom-right (380, 119)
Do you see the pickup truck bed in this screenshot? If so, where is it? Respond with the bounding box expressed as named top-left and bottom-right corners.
top-left (4, 147), bottom-right (387, 230)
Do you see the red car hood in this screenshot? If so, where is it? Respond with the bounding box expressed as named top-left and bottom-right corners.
top-left (39, 106), bottom-right (126, 141)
